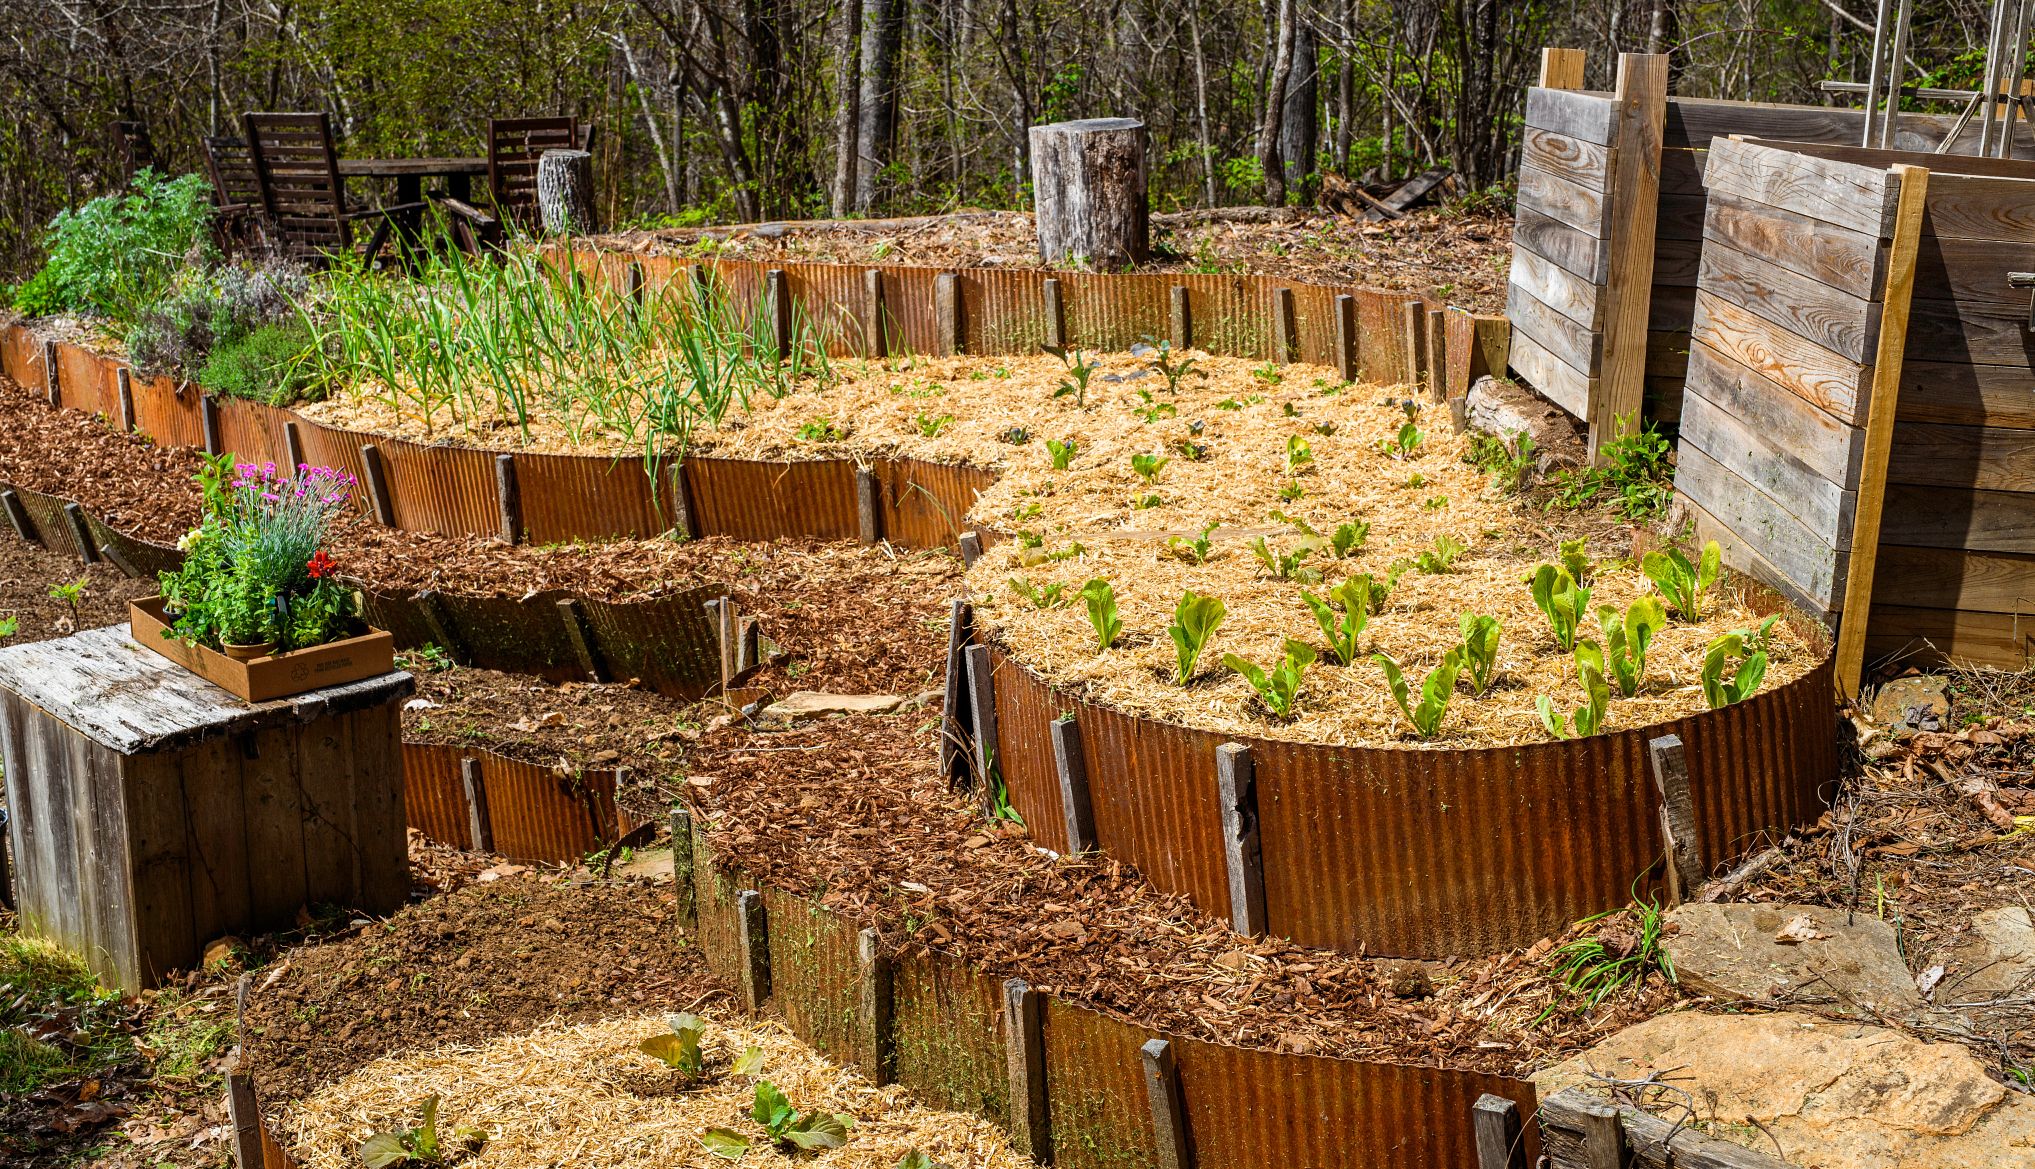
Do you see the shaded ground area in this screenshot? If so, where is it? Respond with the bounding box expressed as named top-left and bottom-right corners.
top-left (0, 540), bottom-right (152, 641)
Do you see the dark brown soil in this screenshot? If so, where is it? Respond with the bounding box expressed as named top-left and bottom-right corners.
top-left (0, 539), bottom-right (154, 641)
top-left (598, 205), bottom-right (1515, 313)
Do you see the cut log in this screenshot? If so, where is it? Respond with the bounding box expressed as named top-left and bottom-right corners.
top-left (1029, 118), bottom-right (1149, 269)
top-left (537, 149), bottom-right (599, 236)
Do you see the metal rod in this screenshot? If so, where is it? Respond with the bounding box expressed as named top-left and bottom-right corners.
top-left (1880, 0), bottom-right (1915, 148)
top-left (1820, 80), bottom-right (1984, 102)
top-left (1980, 0), bottom-right (2009, 154)
top-left (2005, 0), bottom-right (2035, 156)
top-left (1862, 0), bottom-right (1895, 145)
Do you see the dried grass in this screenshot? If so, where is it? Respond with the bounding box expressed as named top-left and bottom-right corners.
top-left (278, 1013), bottom-right (1024, 1169)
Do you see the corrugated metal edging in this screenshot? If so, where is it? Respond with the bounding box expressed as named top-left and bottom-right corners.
top-left (891, 944), bottom-right (1011, 1123)
top-left (514, 448), bottom-right (671, 545)
top-left (1354, 288), bottom-right (1420, 385)
top-left (352, 433), bottom-right (501, 537)
top-left (1060, 270), bottom-right (1171, 354)
top-left (294, 418), bottom-right (374, 520)
top-left (878, 459), bottom-right (996, 551)
top-left (690, 831), bottom-right (758, 994)
top-left (685, 456), bottom-right (859, 542)
top-left (129, 372), bottom-right (207, 449)
top-left (84, 514), bottom-right (183, 579)
top-left (475, 753), bottom-right (620, 863)
top-left (350, 583), bottom-right (441, 649)
top-left (1172, 1037), bottom-right (1540, 1169)
top-left (770, 261), bottom-right (883, 356)
top-left (213, 397), bottom-right (290, 467)
top-left (57, 341), bottom-right (115, 417)
top-left (3, 483), bottom-right (87, 558)
top-left (1040, 999), bottom-right (1160, 1169)
top-left (761, 887), bottom-right (866, 1069)
top-left (0, 323), bottom-right (37, 386)
top-left (958, 269), bottom-right (1052, 355)
top-left (989, 653), bottom-right (1078, 852)
top-left (580, 586), bottom-right (723, 698)
top-left (397, 741), bottom-right (474, 848)
top-left (436, 590), bottom-right (583, 681)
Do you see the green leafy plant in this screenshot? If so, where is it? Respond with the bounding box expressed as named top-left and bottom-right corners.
top-left (1135, 492), bottom-right (1162, 509)
top-left (0, 616), bottom-right (16, 639)
top-left (197, 321), bottom-right (320, 406)
top-left (1080, 578), bottom-right (1122, 652)
top-left (1740, 613), bottom-right (1784, 654)
top-left (1459, 614), bottom-right (1501, 695)
top-left (1537, 642), bottom-right (1611, 739)
top-left (1529, 563), bottom-right (1593, 651)
top-left (1375, 649), bottom-right (1463, 740)
top-left (358, 1095), bottom-right (485, 1168)
top-left (639, 1012), bottom-right (709, 1078)
top-left (1045, 345), bottom-right (1098, 407)
top-left (1224, 639), bottom-right (1316, 719)
top-left (1285, 435), bottom-right (1314, 475)
top-left (701, 1080), bottom-right (851, 1160)
top-left (1167, 590), bottom-right (1227, 684)
top-left (1597, 597), bottom-right (1666, 697)
top-left (1301, 579), bottom-right (1370, 665)
top-left (1389, 419), bottom-right (1425, 458)
top-left (1046, 438), bottom-right (1078, 470)
top-left (47, 577), bottom-right (87, 630)
top-left (1131, 453), bottom-right (1169, 485)
top-left (1539, 898), bottom-right (1677, 1019)
top-left (1550, 416), bottom-right (1673, 519)
top-left (1007, 577), bottom-right (1068, 609)
top-left (1560, 537), bottom-right (1593, 585)
top-left (1643, 541), bottom-right (1722, 620)
top-left (1466, 431), bottom-right (1536, 493)
top-left (1330, 521), bottom-right (1370, 558)
top-left (912, 411), bottom-right (953, 438)
top-left (13, 170), bottom-right (215, 322)
top-left (1414, 535), bottom-right (1465, 574)
top-left (1132, 389), bottom-right (1177, 422)
top-left (1167, 520), bottom-right (1219, 564)
top-left (1247, 535), bottom-right (1320, 584)
top-left (795, 417), bottom-right (844, 442)
top-left (1276, 480), bottom-right (1305, 502)
top-left (1700, 631), bottom-right (1769, 709)
top-left (1138, 338), bottom-right (1203, 393)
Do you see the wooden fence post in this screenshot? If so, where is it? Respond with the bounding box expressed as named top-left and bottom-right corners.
top-left (1473, 1093), bottom-right (1527, 1169)
top-left (460, 756), bottom-right (494, 853)
top-left (864, 268), bottom-right (889, 358)
top-left (858, 927), bottom-right (894, 1084)
top-left (1540, 46), bottom-right (1587, 89)
top-left (1002, 978), bottom-right (1049, 1161)
top-left (936, 272), bottom-right (964, 355)
top-left (61, 502), bottom-right (100, 565)
top-left (625, 261), bottom-right (646, 305)
top-left (957, 530), bottom-right (984, 567)
top-left (1403, 300), bottom-right (1428, 388)
top-left (1333, 294), bottom-right (1358, 382)
top-left (1579, 1100), bottom-right (1626, 1169)
top-left (1140, 1038), bottom-right (1191, 1169)
top-left (766, 268), bottom-right (793, 361)
top-left (941, 600), bottom-right (976, 790)
top-left (1042, 277), bottom-right (1067, 350)
top-left (0, 490), bottom-right (35, 543)
top-left (1426, 306), bottom-right (1448, 400)
top-left (42, 340), bottom-right (59, 407)
top-left (964, 644), bottom-right (1002, 801)
top-left (665, 459), bottom-right (697, 541)
top-left (555, 597), bottom-right (608, 682)
top-left (1589, 52), bottom-right (1668, 464)
top-left (116, 367), bottom-right (136, 432)
top-left (1215, 742), bottom-right (1267, 936)
top-left (856, 466), bottom-right (882, 545)
top-left (201, 394), bottom-right (223, 456)
top-left (358, 443), bottom-right (397, 526)
top-left (283, 420), bottom-right (307, 471)
top-left (1648, 734), bottom-right (1703, 904)
top-left (96, 538), bottom-right (142, 579)
top-left (671, 806), bottom-right (697, 934)
top-left (1049, 715), bottom-right (1097, 853)
top-left (225, 1071), bottom-right (264, 1169)
top-left (1170, 284), bottom-right (1192, 351)
top-left (737, 889), bottom-right (771, 1011)
top-left (1272, 288), bottom-right (1297, 364)
top-left (494, 454), bottom-right (521, 544)
top-left (413, 589), bottom-right (469, 664)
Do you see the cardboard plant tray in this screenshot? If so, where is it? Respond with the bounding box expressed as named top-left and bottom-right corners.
top-left (129, 596), bottom-right (396, 703)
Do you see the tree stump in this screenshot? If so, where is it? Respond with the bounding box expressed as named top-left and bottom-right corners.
top-left (1029, 118), bottom-right (1149, 269)
top-left (537, 149), bottom-right (598, 235)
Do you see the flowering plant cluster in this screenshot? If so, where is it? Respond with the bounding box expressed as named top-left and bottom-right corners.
top-left (158, 454), bottom-right (363, 652)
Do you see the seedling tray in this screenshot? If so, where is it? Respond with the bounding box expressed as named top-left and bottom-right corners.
top-left (129, 596), bottom-right (395, 703)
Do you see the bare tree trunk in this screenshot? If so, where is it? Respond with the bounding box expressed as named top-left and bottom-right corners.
top-left (831, 0), bottom-right (862, 215)
top-left (854, 0), bottom-right (901, 213)
top-left (1333, 0), bottom-right (1353, 172)
top-left (1256, 0), bottom-right (1297, 205)
top-left (1280, 17), bottom-right (1317, 201)
top-left (1189, 2), bottom-right (1217, 207)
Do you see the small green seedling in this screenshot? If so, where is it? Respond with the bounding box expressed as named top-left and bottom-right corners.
top-left (1301, 578), bottom-right (1370, 665)
top-left (1045, 438), bottom-right (1078, 470)
top-left (1700, 631), bottom-right (1768, 709)
top-left (1313, 421), bottom-right (1337, 436)
top-left (639, 1012), bottom-right (709, 1078)
top-left (1277, 480), bottom-right (1305, 502)
top-left (701, 1080), bottom-right (852, 1159)
top-left (1391, 419), bottom-right (1424, 458)
top-left (1168, 590), bottom-right (1228, 684)
top-left (998, 426), bottom-right (1031, 445)
top-left (1642, 541), bottom-right (1721, 620)
top-left (1007, 577), bottom-right (1068, 610)
top-left (358, 1096), bottom-right (485, 1169)
top-left (48, 576), bottom-right (86, 629)
top-left (1538, 642), bottom-right (1611, 739)
top-left (1046, 346), bottom-right (1098, 407)
top-left (1529, 563), bottom-right (1592, 651)
top-left (1172, 438), bottom-right (1208, 461)
top-left (1597, 597), bottom-right (1665, 697)
top-left (1740, 613), bottom-right (1783, 654)
top-left (1133, 389), bottom-right (1178, 422)
top-left (1375, 649), bottom-right (1463, 740)
top-left (1131, 453), bottom-right (1169, 485)
top-left (1415, 535), bottom-right (1465, 574)
top-left (1080, 578), bottom-right (1122, 652)
top-left (1140, 338), bottom-right (1202, 393)
top-left (795, 417), bottom-right (844, 442)
top-left (1330, 521), bottom-right (1370, 558)
top-left (1167, 520), bottom-right (1220, 564)
top-left (1224, 639), bottom-right (1316, 719)
top-left (0, 616), bottom-right (16, 639)
top-left (1560, 537), bottom-right (1593, 586)
top-left (1459, 614), bottom-right (1501, 695)
top-left (1285, 435), bottom-right (1314, 475)
top-left (1247, 536), bottom-right (1320, 584)
top-left (1251, 362), bottom-right (1283, 384)
top-left (913, 412), bottom-right (953, 438)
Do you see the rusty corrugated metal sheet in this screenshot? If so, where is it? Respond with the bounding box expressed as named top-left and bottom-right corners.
top-left (432, 590), bottom-right (583, 680)
top-left (685, 456), bottom-right (859, 542)
top-left (398, 742), bottom-right (473, 848)
top-left (579, 586), bottom-right (723, 698)
top-left (472, 752), bottom-right (619, 863)
top-left (56, 342), bottom-right (114, 416)
top-left (990, 639), bottom-right (1836, 959)
top-left (0, 323), bottom-right (36, 386)
top-left (349, 583), bottom-right (441, 650)
top-left (84, 513), bottom-right (182, 579)
top-left (1040, 999), bottom-right (1160, 1169)
top-left (877, 459), bottom-right (996, 551)
top-left (514, 448), bottom-right (672, 544)
top-left (889, 944), bottom-right (1011, 1123)
top-left (213, 397), bottom-right (290, 467)
top-left (258, 1102), bottom-right (298, 1169)
top-left (1355, 287), bottom-right (1421, 384)
top-left (129, 373), bottom-right (207, 449)
top-left (3, 483), bottom-right (87, 558)
top-left (689, 831), bottom-right (751, 991)
top-left (762, 887), bottom-right (866, 1069)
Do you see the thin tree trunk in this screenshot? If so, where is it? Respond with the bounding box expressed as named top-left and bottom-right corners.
top-left (855, 0), bottom-right (901, 212)
top-left (1281, 17), bottom-right (1317, 200)
top-left (1189, 2), bottom-right (1217, 206)
top-left (1333, 0), bottom-right (1353, 172)
top-left (1256, 0), bottom-right (1297, 205)
top-left (831, 0), bottom-right (862, 215)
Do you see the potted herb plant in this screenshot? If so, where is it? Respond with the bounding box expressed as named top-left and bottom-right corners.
top-left (132, 455), bottom-right (394, 701)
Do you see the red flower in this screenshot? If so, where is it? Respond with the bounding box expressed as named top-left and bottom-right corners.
top-left (306, 551), bottom-right (336, 580)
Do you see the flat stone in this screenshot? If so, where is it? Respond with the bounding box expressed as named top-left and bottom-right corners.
top-left (1664, 902), bottom-right (1923, 1016)
top-left (1945, 907), bottom-right (2035, 1002)
top-left (759, 691), bottom-right (905, 721)
top-left (1534, 1011), bottom-right (2035, 1169)
top-left (1869, 675), bottom-right (1949, 731)
top-left (611, 846), bottom-right (674, 884)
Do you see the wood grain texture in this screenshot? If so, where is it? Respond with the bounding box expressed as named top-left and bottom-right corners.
top-left (1863, 603), bottom-right (2035, 670)
top-left (1901, 295), bottom-right (2035, 366)
top-left (1508, 282), bottom-right (1601, 376)
top-left (1524, 85), bottom-right (1618, 145)
top-left (1665, 95), bottom-right (2003, 154)
top-left (1509, 244), bottom-right (1605, 330)
top-left (1704, 188), bottom-right (1887, 300)
top-left (1517, 164), bottom-right (1610, 238)
top-left (1659, 146), bottom-right (1709, 196)
top-left (1679, 385), bottom-right (1856, 541)
top-left (1651, 236), bottom-right (1703, 287)
top-left (1692, 290), bottom-right (1872, 426)
top-left (1675, 443), bottom-right (1846, 609)
top-left (1893, 359), bottom-right (2035, 428)
top-left (1506, 326), bottom-right (1594, 418)
top-left (1680, 495), bottom-right (1839, 623)
top-left (1513, 206), bottom-right (1608, 282)
top-left (1646, 330), bottom-right (1692, 377)
top-left (1871, 545), bottom-right (2035, 614)
top-left (1538, 47), bottom-right (1586, 91)
top-left (1915, 233), bottom-right (2035, 308)
top-left (1880, 483), bottom-right (2035, 552)
top-left (1702, 138), bottom-right (1897, 236)
top-left (1919, 173), bottom-right (2035, 241)
top-left (1520, 127), bottom-right (1613, 192)
top-left (1887, 420), bottom-right (2035, 492)
top-left (1685, 338), bottom-right (1863, 485)
top-left (1654, 192), bottom-right (1708, 242)
top-left (1696, 236), bottom-right (1878, 362)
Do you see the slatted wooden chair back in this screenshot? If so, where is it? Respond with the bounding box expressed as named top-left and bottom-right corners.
top-left (244, 112), bottom-right (350, 261)
top-left (487, 117), bottom-right (578, 227)
top-left (114, 120), bottom-right (158, 179)
top-left (203, 136), bottom-right (262, 209)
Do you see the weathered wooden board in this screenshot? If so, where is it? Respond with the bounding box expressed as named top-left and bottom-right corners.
top-left (1520, 128), bottom-right (1613, 192)
top-left (1506, 329), bottom-right (1593, 418)
top-left (1507, 282), bottom-right (1601, 377)
top-left (1917, 173), bottom-right (2035, 242)
top-left (1524, 86), bottom-right (1619, 146)
top-left (1680, 384), bottom-right (1856, 541)
top-left (1871, 545), bottom-right (2035, 614)
top-left (1514, 207), bottom-right (1608, 283)
top-left (1652, 236), bottom-right (1703, 287)
top-left (1647, 330), bottom-right (1692, 376)
top-left (1692, 290), bottom-right (1873, 426)
top-left (1665, 96), bottom-right (2018, 154)
top-left (1744, 136), bottom-right (2035, 181)
top-left (1902, 296), bottom-right (2035, 367)
top-left (1879, 483), bottom-right (2035, 553)
top-left (1509, 244), bottom-right (1605, 330)
top-left (1654, 193), bottom-right (1708, 242)
top-left (1675, 443), bottom-right (1846, 609)
top-left (1704, 189), bottom-right (1887, 300)
top-left (1643, 376), bottom-right (1686, 425)
top-left (1863, 603), bottom-right (2033, 669)
top-left (1696, 237), bottom-right (1878, 362)
top-left (1701, 139), bottom-right (1897, 237)
top-left (1647, 284), bottom-right (1696, 332)
top-left (1887, 420), bottom-right (2035, 492)
top-left (1685, 338), bottom-right (1864, 485)
top-left (1915, 234), bottom-right (2035, 308)
top-left (1679, 493), bottom-right (1840, 624)
top-left (1893, 359), bottom-right (2035, 429)
top-left (1517, 164), bottom-right (1610, 238)
top-left (1659, 146), bottom-right (1708, 196)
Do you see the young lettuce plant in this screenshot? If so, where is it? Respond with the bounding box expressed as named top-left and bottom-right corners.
top-left (701, 1080), bottom-right (851, 1159)
top-left (1167, 520), bottom-right (1219, 564)
top-left (1700, 631), bottom-right (1768, 708)
top-left (1415, 535), bottom-right (1465, 574)
top-left (1331, 521), bottom-right (1370, 558)
top-left (1223, 639), bottom-right (1316, 719)
top-left (1045, 438), bottom-right (1078, 470)
top-left (1168, 590), bottom-right (1227, 684)
top-left (1045, 345), bottom-right (1097, 407)
top-left (1374, 648), bottom-right (1463, 740)
top-left (1247, 535), bottom-right (1321, 584)
top-left (1459, 614), bottom-right (1501, 695)
top-left (639, 1012), bottom-right (710, 1079)
top-left (1530, 563), bottom-right (1593, 651)
top-left (358, 1096), bottom-right (485, 1169)
top-left (1642, 540), bottom-right (1722, 620)
top-left (1285, 435), bottom-right (1314, 475)
top-left (1560, 537), bottom-right (1593, 586)
top-left (1137, 338), bottom-right (1202, 393)
top-left (1537, 642), bottom-right (1611, 739)
top-left (1301, 578), bottom-right (1370, 665)
top-left (1080, 578), bottom-right (1123, 652)
top-left (1597, 597), bottom-right (1666, 697)
top-left (1007, 577), bottom-right (1068, 610)
top-left (1130, 452), bottom-right (1169, 485)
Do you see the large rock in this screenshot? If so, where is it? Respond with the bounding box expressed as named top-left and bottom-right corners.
top-left (759, 691), bottom-right (906, 721)
top-left (1664, 902), bottom-right (1923, 1017)
top-left (1868, 675), bottom-right (1949, 731)
top-left (1945, 907), bottom-right (2035, 1002)
top-left (1534, 1011), bottom-right (2035, 1169)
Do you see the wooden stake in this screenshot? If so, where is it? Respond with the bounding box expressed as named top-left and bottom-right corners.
top-left (1579, 1100), bottom-right (1627, 1169)
top-left (738, 616), bottom-right (759, 674)
top-left (964, 643), bottom-right (1002, 801)
top-left (737, 889), bottom-right (771, 1011)
top-left (460, 756), bottom-right (494, 853)
top-left (1333, 294), bottom-right (1358, 382)
top-left (61, 502), bottom-right (99, 565)
top-left (413, 589), bottom-right (469, 664)
top-left (283, 420), bottom-right (307, 471)
top-left (494, 454), bottom-right (521, 544)
top-left (766, 268), bottom-right (793, 360)
top-left (1140, 1038), bottom-right (1191, 1169)
top-left (1049, 715), bottom-right (1097, 853)
top-left (1473, 1093), bottom-right (1527, 1169)
top-left (665, 459), bottom-right (697, 540)
top-left (625, 260), bottom-right (647, 305)
top-left (1427, 306), bottom-right (1448, 400)
top-left (96, 539), bottom-right (142, 579)
top-left (42, 340), bottom-right (59, 407)
top-left (1215, 742), bottom-right (1267, 937)
top-left (713, 596), bottom-right (738, 693)
top-left (1540, 47), bottom-right (1587, 89)
top-left (1170, 284), bottom-right (1192, 351)
top-left (1590, 52), bottom-right (1668, 464)
top-left (670, 806), bottom-right (697, 934)
top-left (936, 272), bottom-right (964, 355)
top-left (1403, 300), bottom-right (1428, 388)
top-left (1835, 163), bottom-right (1931, 700)
top-left (225, 1071), bottom-right (264, 1169)
top-left (556, 597), bottom-right (608, 682)
top-left (116, 367), bottom-right (136, 432)
top-left (201, 394), bottom-right (223, 456)
top-left (0, 490), bottom-right (35, 543)
top-left (941, 600), bottom-right (976, 790)
top-left (864, 268), bottom-right (889, 357)
top-left (1272, 288), bottom-right (1297, 363)
top-left (358, 443), bottom-right (397, 526)
top-left (1042, 277), bottom-right (1067, 350)
top-left (856, 466), bottom-right (882, 544)
top-left (1002, 978), bottom-right (1049, 1161)
top-left (957, 530), bottom-right (984, 567)
top-left (857, 927), bottom-right (895, 1084)
top-left (1648, 734), bottom-right (1704, 905)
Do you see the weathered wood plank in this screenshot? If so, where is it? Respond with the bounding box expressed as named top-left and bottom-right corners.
top-left (1524, 86), bottom-right (1619, 146)
top-left (1893, 359), bottom-right (2035, 428)
top-left (1871, 545), bottom-right (2035, 614)
top-left (1679, 384), bottom-right (1856, 542)
top-left (1887, 420), bottom-right (2035, 492)
top-left (1646, 330), bottom-right (1692, 376)
top-left (1864, 602), bottom-right (2035, 669)
top-left (1521, 127), bottom-right (1613, 192)
top-left (1507, 283), bottom-right (1600, 377)
top-left (1704, 188), bottom-right (1887, 301)
top-left (1685, 338), bottom-right (1863, 485)
top-left (1643, 376), bottom-right (1685, 425)
top-left (1691, 290), bottom-right (1873, 426)
top-left (176, 734), bottom-right (252, 961)
top-left (1507, 329), bottom-right (1594, 418)
top-left (1659, 146), bottom-right (1708, 196)
top-left (1880, 483), bottom-right (2035, 553)
top-left (1702, 138), bottom-right (1897, 237)
top-left (1674, 443), bottom-right (1846, 608)
top-left (1647, 284), bottom-right (1696, 333)
top-left (1654, 192), bottom-right (1709, 242)
top-left (1652, 236), bottom-right (1703, 287)
top-left (1680, 495), bottom-right (1840, 627)
top-left (1516, 164), bottom-right (1609, 239)
top-left (1740, 135), bottom-right (2035, 179)
top-left (1914, 233), bottom-right (2035, 310)
top-left (1665, 96), bottom-right (1988, 154)
top-left (1508, 244), bottom-right (1604, 331)
top-left (1918, 172), bottom-right (2035, 242)
top-left (1697, 236), bottom-right (1878, 362)
top-left (1514, 207), bottom-right (1607, 285)
top-left (1902, 296), bottom-right (2035, 366)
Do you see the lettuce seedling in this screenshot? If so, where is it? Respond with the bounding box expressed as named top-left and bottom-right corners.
top-left (1394, 420), bottom-right (1424, 457)
top-left (1459, 614), bottom-right (1501, 695)
top-left (639, 1012), bottom-right (709, 1078)
top-left (1700, 631), bottom-right (1768, 709)
top-left (1136, 493), bottom-right (1162, 509)
top-left (1045, 438), bottom-right (1078, 470)
top-left (913, 412), bottom-right (953, 438)
top-left (1642, 540), bottom-right (1721, 620)
top-left (1300, 578), bottom-right (1370, 664)
top-left (1415, 535), bottom-right (1465, 574)
top-left (1167, 520), bottom-right (1219, 564)
top-left (1007, 577), bottom-right (1067, 609)
top-left (1537, 642), bottom-right (1611, 739)
top-left (1168, 590), bottom-right (1228, 684)
top-left (1375, 648), bottom-right (1463, 740)
top-left (1133, 389), bottom-right (1177, 422)
top-left (1141, 338), bottom-right (1202, 393)
top-left (358, 1096), bottom-right (485, 1169)
top-left (1080, 578), bottom-right (1122, 652)
top-left (1131, 453), bottom-right (1169, 485)
top-left (1247, 535), bottom-right (1320, 584)
top-left (1223, 639), bottom-right (1316, 719)
top-left (1330, 521), bottom-right (1369, 557)
top-left (1277, 480), bottom-right (1305, 502)
top-left (1560, 537), bottom-right (1593, 585)
top-left (701, 1080), bottom-right (851, 1160)
top-left (795, 417), bottom-right (844, 442)
top-left (1530, 563), bottom-right (1592, 651)
top-left (1286, 435), bottom-right (1314, 474)
top-left (1741, 612), bottom-right (1783, 653)
top-left (1045, 345), bottom-right (1097, 407)
top-left (1597, 597), bottom-right (1665, 697)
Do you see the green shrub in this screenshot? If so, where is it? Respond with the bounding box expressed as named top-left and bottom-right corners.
top-left (15, 170), bottom-right (215, 322)
top-left (198, 323), bottom-right (321, 405)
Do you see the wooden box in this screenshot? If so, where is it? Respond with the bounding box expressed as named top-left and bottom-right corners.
top-left (0, 624), bottom-right (413, 992)
top-left (130, 596), bottom-right (395, 703)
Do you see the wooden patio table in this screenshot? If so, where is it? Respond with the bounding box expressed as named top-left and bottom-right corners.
top-left (338, 157), bottom-right (488, 247)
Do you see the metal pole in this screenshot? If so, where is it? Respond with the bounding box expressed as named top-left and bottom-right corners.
top-left (1862, 0), bottom-right (1895, 145)
top-left (1879, 0), bottom-right (1914, 148)
top-left (1980, 0), bottom-right (2009, 154)
top-left (2002, 0), bottom-right (2035, 156)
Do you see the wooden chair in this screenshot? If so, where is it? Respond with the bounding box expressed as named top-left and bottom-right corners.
top-left (113, 120), bottom-right (159, 179)
top-left (242, 112), bottom-right (422, 267)
top-left (486, 116), bottom-right (579, 229)
top-left (202, 135), bottom-right (266, 253)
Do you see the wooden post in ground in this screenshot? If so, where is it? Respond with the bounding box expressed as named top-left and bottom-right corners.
top-left (1578, 1100), bottom-right (1626, 1169)
top-left (766, 268), bottom-right (793, 361)
top-left (1426, 306), bottom-right (1448, 400)
top-left (42, 341), bottom-right (59, 407)
top-left (1333, 294), bottom-right (1358, 382)
top-left (201, 395), bottom-right (223, 456)
top-left (412, 590), bottom-right (469, 664)
top-left (664, 460), bottom-right (697, 541)
top-left (625, 261), bottom-right (646, 305)
top-left (460, 757), bottom-right (494, 853)
top-left (116, 368), bottom-right (136, 432)
top-left (1002, 978), bottom-right (1049, 1161)
top-left (494, 454), bottom-right (520, 544)
top-left (957, 530), bottom-right (984, 567)
top-left (941, 600), bottom-right (975, 790)
top-left (1648, 734), bottom-right (1704, 904)
top-left (1540, 47), bottom-right (1587, 89)
top-left (964, 644), bottom-right (1001, 801)
top-left (935, 273), bottom-right (964, 355)
top-left (857, 928), bottom-right (894, 1083)
top-left (358, 443), bottom-right (397, 526)
top-left (863, 269), bottom-right (889, 357)
top-left (1215, 742), bottom-right (1266, 936)
top-left (1834, 163), bottom-right (1931, 700)
top-left (1042, 278), bottom-right (1067, 349)
top-left (1271, 289), bottom-right (1297, 364)
top-left (555, 597), bottom-right (608, 682)
top-left (737, 889), bottom-right (771, 1011)
top-left (1588, 52), bottom-right (1668, 464)
top-left (1403, 300), bottom-right (1428, 388)
top-left (1, 490), bottom-right (36, 543)
top-left (61, 503), bottom-right (99, 565)
top-left (1170, 284), bottom-right (1192, 350)
top-left (1473, 1093), bottom-right (1527, 1169)
top-left (96, 538), bottom-right (142, 579)
top-left (1030, 118), bottom-right (1150, 268)
top-left (856, 466), bottom-right (882, 544)
top-left (225, 1072), bottom-right (264, 1169)
top-left (1049, 715), bottom-right (1097, 853)
top-left (671, 806), bottom-right (696, 934)
top-left (283, 420), bottom-right (306, 471)
top-left (1140, 1038), bottom-right (1191, 1169)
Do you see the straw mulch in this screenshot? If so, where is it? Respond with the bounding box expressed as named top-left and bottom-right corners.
top-left (278, 1013), bottom-right (1023, 1169)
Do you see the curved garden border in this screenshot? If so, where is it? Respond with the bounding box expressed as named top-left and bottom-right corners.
top-left (964, 624), bottom-right (1837, 961)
